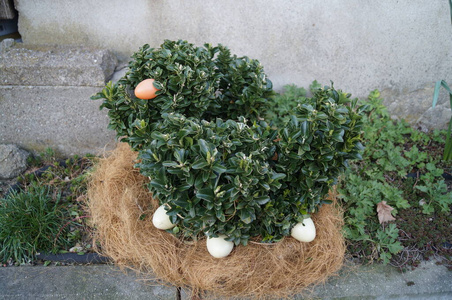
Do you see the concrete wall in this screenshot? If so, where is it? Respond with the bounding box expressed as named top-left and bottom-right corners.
top-left (16, 1), bottom-right (452, 95)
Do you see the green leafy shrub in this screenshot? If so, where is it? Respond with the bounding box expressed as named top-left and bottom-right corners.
top-left (137, 85), bottom-right (363, 245)
top-left (272, 85), bottom-right (365, 213)
top-left (137, 114), bottom-right (282, 245)
top-left (93, 40), bottom-right (364, 246)
top-left (210, 45), bottom-right (274, 121)
top-left (92, 40), bottom-right (273, 150)
top-left (0, 183), bottom-right (70, 264)
top-left (265, 84), bottom-right (307, 126)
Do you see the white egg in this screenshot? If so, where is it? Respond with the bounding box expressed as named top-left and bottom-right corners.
top-left (206, 235), bottom-right (234, 258)
top-left (152, 205), bottom-right (175, 230)
top-left (291, 217), bottom-right (316, 242)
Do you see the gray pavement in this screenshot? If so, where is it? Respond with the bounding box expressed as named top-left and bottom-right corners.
top-left (0, 260), bottom-right (451, 299)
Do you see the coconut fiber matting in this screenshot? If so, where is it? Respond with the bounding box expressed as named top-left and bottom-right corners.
top-left (88, 143), bottom-right (345, 299)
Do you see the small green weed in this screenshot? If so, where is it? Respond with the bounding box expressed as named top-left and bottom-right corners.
top-left (26, 147), bottom-right (57, 167)
top-left (338, 90), bottom-right (452, 265)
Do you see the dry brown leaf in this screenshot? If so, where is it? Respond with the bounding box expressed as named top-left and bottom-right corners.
top-left (376, 201), bottom-right (396, 224)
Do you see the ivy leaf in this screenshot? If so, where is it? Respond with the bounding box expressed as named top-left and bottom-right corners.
top-left (376, 201), bottom-right (396, 224)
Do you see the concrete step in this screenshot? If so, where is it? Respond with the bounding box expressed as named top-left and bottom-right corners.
top-left (0, 40), bottom-right (118, 156)
top-left (0, 42), bottom-right (117, 87)
top-left (0, 85), bottom-right (116, 157)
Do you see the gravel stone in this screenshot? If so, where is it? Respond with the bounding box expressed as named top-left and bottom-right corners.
top-left (0, 144), bottom-right (30, 179)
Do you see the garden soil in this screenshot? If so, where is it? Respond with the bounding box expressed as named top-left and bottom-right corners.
top-left (87, 143), bottom-right (345, 299)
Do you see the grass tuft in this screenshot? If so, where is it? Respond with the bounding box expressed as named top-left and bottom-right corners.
top-left (0, 182), bottom-right (70, 264)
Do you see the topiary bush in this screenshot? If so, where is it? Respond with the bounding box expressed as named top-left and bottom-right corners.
top-left (93, 40), bottom-right (273, 150)
top-left (92, 39), bottom-right (365, 246)
top-left (136, 114), bottom-right (281, 245)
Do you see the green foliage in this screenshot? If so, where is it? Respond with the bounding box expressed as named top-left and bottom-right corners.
top-left (375, 224), bottom-right (404, 264)
top-left (93, 40), bottom-right (364, 246)
top-left (137, 114), bottom-right (282, 245)
top-left (338, 90), bottom-right (452, 264)
top-left (211, 45), bottom-right (274, 121)
top-left (135, 83), bottom-right (364, 245)
top-left (266, 84), bottom-right (307, 126)
top-left (273, 84), bottom-right (365, 213)
top-left (91, 40), bottom-right (273, 150)
top-left (414, 166), bottom-right (451, 214)
top-left (267, 80), bottom-right (325, 126)
top-left (26, 147), bottom-right (57, 167)
top-left (0, 183), bottom-right (69, 264)
top-left (0, 152), bottom-right (94, 264)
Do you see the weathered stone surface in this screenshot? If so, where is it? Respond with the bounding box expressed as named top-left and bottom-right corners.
top-left (0, 44), bottom-right (117, 87)
top-left (417, 103), bottom-right (452, 131)
top-left (381, 83), bottom-right (451, 130)
top-left (0, 86), bottom-right (116, 157)
top-left (0, 144), bottom-right (29, 179)
top-left (0, 38), bottom-right (15, 53)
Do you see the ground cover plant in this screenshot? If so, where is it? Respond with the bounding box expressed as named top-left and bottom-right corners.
top-left (334, 90), bottom-right (452, 267)
top-left (0, 149), bottom-right (94, 265)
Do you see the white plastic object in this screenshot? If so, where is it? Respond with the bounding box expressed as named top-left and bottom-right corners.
top-left (290, 217), bottom-right (316, 242)
top-left (206, 235), bottom-right (234, 258)
top-left (152, 205), bottom-right (175, 230)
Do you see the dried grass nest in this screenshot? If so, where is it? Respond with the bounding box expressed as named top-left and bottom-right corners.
top-left (88, 143), bottom-right (345, 299)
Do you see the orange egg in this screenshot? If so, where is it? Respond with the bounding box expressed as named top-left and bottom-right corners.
top-left (134, 79), bottom-right (160, 100)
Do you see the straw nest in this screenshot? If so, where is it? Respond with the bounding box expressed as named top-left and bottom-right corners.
top-left (88, 143), bottom-right (345, 299)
